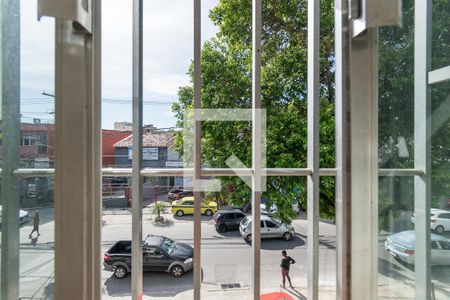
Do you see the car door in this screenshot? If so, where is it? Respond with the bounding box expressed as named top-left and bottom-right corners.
top-left (143, 246), bottom-right (172, 272)
top-left (152, 247), bottom-right (173, 272)
top-left (265, 220), bottom-right (281, 238)
top-left (233, 213), bottom-right (246, 229)
top-left (184, 200), bottom-right (194, 214)
top-left (438, 213), bottom-right (450, 230)
top-left (221, 213), bottom-right (232, 228)
top-left (260, 220), bottom-right (269, 238)
top-left (143, 246), bottom-right (158, 271)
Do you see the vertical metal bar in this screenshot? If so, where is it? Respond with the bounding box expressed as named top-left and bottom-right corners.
top-left (350, 28), bottom-right (378, 299)
top-left (252, 0), bottom-right (262, 299)
top-left (414, 0), bottom-right (431, 298)
top-left (0, 0), bottom-right (21, 298)
top-left (307, 0), bottom-right (320, 298)
top-left (131, 0), bottom-right (143, 298)
top-left (54, 1), bottom-right (100, 295)
top-left (91, 0), bottom-right (102, 298)
top-left (193, 0), bottom-right (202, 298)
top-left (335, 0), bottom-right (352, 298)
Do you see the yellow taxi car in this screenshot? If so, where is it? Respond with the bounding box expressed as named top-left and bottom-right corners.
top-left (171, 196), bottom-right (218, 217)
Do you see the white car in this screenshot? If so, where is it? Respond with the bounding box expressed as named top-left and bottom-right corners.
top-left (385, 230), bottom-right (450, 265)
top-left (239, 215), bottom-right (295, 243)
top-left (0, 205), bottom-right (30, 225)
top-left (411, 208), bottom-right (450, 234)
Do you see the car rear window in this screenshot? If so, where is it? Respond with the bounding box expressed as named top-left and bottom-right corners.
top-left (242, 216), bottom-right (249, 226)
top-left (109, 241), bottom-right (132, 254)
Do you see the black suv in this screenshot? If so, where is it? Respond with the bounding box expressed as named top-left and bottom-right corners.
top-left (213, 209), bottom-right (247, 233)
top-left (103, 234), bottom-right (194, 278)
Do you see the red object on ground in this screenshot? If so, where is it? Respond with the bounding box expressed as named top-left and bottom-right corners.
top-left (260, 292), bottom-right (294, 300)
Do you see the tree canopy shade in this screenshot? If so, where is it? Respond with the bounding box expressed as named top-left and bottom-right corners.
top-left (172, 0), bottom-right (336, 224)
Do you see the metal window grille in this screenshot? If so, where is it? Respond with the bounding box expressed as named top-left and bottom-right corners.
top-left (2, 0), bottom-right (448, 299)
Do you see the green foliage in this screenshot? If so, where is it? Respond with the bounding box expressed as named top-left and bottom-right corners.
top-left (152, 202), bottom-right (166, 218)
top-left (173, 0), bottom-right (336, 224)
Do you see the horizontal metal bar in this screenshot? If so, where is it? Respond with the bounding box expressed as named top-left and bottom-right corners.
top-left (428, 65), bottom-right (450, 85)
top-left (12, 168), bottom-right (55, 177)
top-left (378, 168), bottom-right (425, 176)
top-left (319, 168), bottom-right (337, 176)
top-left (10, 167), bottom-right (423, 178)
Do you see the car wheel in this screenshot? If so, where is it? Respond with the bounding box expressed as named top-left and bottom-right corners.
top-left (218, 224), bottom-right (227, 233)
top-left (176, 210), bottom-right (184, 217)
top-left (170, 265), bottom-right (185, 277)
top-left (245, 234), bottom-right (252, 243)
top-left (282, 232), bottom-right (293, 241)
top-left (435, 225), bottom-right (445, 234)
top-left (114, 265), bottom-right (127, 279)
top-left (205, 209), bottom-right (213, 216)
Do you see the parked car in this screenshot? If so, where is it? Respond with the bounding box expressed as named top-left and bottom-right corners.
top-left (0, 205), bottom-right (30, 225)
top-left (213, 209), bottom-right (247, 233)
top-left (411, 208), bottom-right (450, 234)
top-left (385, 230), bottom-right (450, 265)
top-left (239, 215), bottom-right (295, 243)
top-left (171, 196), bottom-right (218, 217)
top-left (168, 187), bottom-right (193, 200)
top-left (103, 234), bottom-right (194, 279)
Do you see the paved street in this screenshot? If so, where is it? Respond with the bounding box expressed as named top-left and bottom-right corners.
top-left (1, 206), bottom-right (450, 299)
top-left (101, 209), bottom-right (336, 300)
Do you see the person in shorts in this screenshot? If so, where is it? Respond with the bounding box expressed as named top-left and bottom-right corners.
top-left (280, 249), bottom-right (295, 289)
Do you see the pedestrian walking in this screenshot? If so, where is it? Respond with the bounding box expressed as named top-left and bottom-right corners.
top-left (29, 210), bottom-right (40, 238)
top-left (280, 249), bottom-right (295, 289)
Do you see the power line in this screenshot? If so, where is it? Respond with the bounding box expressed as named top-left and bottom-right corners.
top-left (24, 92), bottom-right (177, 106)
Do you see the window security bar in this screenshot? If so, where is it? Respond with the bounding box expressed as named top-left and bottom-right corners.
top-left (428, 65), bottom-right (450, 85)
top-left (7, 167), bottom-right (426, 177)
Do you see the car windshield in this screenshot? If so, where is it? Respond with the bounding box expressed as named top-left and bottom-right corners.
top-left (160, 237), bottom-right (177, 255)
top-left (271, 219), bottom-right (281, 226)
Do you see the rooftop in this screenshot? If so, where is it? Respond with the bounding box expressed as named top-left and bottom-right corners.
top-left (113, 131), bottom-right (174, 148)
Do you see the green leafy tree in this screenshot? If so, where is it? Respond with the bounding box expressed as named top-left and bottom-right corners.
top-left (173, 0), bottom-right (336, 224)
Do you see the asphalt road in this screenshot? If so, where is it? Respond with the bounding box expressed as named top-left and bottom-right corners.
top-left (2, 207), bottom-right (450, 299)
top-left (100, 209), bottom-right (336, 299)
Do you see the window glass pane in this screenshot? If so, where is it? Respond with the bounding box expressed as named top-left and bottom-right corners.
top-left (378, 0), bottom-right (416, 297)
top-left (378, 3), bottom-right (414, 170)
top-left (259, 177), bottom-right (306, 297)
top-left (378, 176), bottom-right (415, 297)
top-left (319, 176), bottom-right (336, 299)
top-left (431, 0), bottom-right (450, 70)
top-left (429, 81), bottom-right (450, 298)
top-left (16, 1), bottom-right (55, 299)
top-left (200, 175), bottom-right (252, 299)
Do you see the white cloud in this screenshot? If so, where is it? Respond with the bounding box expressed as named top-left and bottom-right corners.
top-left (144, 74), bottom-right (190, 96)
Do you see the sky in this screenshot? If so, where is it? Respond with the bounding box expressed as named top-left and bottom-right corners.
top-left (20, 0), bottom-right (219, 129)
